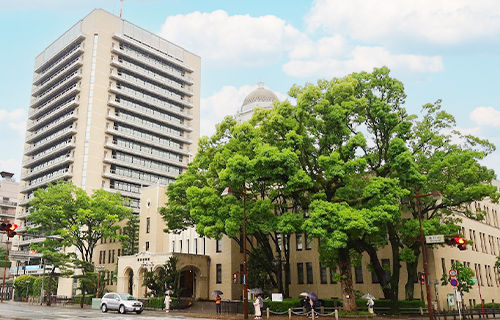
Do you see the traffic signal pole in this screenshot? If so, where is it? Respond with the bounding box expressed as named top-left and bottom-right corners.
top-left (1, 239), bottom-right (9, 302)
top-left (416, 192), bottom-right (436, 320)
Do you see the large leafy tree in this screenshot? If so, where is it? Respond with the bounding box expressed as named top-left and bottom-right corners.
top-left (143, 256), bottom-right (181, 298)
top-left (27, 180), bottom-right (132, 307)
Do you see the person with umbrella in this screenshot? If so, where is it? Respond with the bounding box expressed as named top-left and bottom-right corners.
top-left (253, 294), bottom-right (262, 320)
top-left (307, 293), bottom-right (318, 318)
top-left (164, 292), bottom-right (171, 313)
top-left (361, 294), bottom-right (375, 314)
top-left (212, 291), bottom-right (223, 314)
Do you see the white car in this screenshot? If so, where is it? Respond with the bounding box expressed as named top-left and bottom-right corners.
top-left (100, 292), bottom-right (143, 314)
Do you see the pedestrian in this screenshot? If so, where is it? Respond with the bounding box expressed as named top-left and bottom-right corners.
top-left (304, 296), bottom-right (311, 316)
top-left (164, 293), bottom-right (171, 313)
top-left (253, 294), bottom-right (262, 320)
top-left (308, 297), bottom-right (316, 318)
top-left (215, 294), bottom-right (222, 314)
top-left (367, 298), bottom-right (374, 314)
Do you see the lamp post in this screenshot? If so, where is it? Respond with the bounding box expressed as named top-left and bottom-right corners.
top-left (414, 190), bottom-right (441, 320)
top-left (222, 186), bottom-right (248, 319)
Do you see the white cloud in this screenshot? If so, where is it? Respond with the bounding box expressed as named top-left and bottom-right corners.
top-left (305, 0), bottom-right (500, 45)
top-left (159, 10), bottom-right (306, 67)
top-left (200, 84), bottom-right (287, 137)
top-left (283, 46), bottom-right (443, 78)
top-left (0, 108), bottom-right (26, 122)
top-left (470, 107), bottom-right (500, 127)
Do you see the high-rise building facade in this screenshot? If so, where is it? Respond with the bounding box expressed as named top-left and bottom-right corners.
top-left (15, 9), bottom-right (200, 295)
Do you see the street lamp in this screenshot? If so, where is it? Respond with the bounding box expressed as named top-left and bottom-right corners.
top-left (414, 190), bottom-right (441, 320)
top-left (222, 186), bottom-right (248, 319)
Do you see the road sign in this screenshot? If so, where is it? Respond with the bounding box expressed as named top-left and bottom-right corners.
top-left (450, 278), bottom-right (459, 287)
top-left (449, 269), bottom-right (457, 277)
top-left (425, 235), bottom-right (445, 244)
top-left (447, 293), bottom-right (455, 306)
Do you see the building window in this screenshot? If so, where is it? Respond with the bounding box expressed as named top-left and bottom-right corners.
top-left (145, 241), bottom-right (150, 252)
top-left (179, 240), bottom-right (182, 253)
top-left (216, 264), bottom-right (222, 284)
top-left (355, 265), bottom-right (363, 284)
top-left (195, 238), bottom-right (198, 255)
top-left (146, 217), bottom-right (150, 233)
top-left (297, 263), bottom-right (304, 284)
top-left (441, 258), bottom-right (446, 276)
top-left (305, 234), bottom-right (312, 250)
top-left (296, 234), bottom-right (303, 251)
top-left (216, 239), bottom-right (222, 252)
top-left (320, 263), bottom-right (327, 284)
top-left (172, 240), bottom-right (175, 253)
top-left (111, 250), bottom-right (115, 264)
top-left (306, 262), bottom-right (313, 284)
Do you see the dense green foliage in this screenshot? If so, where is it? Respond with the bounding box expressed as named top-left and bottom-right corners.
top-left (143, 256), bottom-right (181, 297)
top-left (441, 261), bottom-right (475, 297)
top-left (161, 67), bottom-right (497, 312)
top-left (28, 180), bottom-right (133, 307)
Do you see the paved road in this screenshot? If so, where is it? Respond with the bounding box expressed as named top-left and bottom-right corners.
top-left (0, 301), bottom-right (214, 320)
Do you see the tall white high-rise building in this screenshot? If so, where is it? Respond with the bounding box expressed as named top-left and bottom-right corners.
top-left (15, 9), bottom-right (200, 295)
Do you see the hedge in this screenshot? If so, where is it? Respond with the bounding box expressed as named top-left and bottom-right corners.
top-left (73, 294), bottom-right (95, 305)
top-left (267, 298), bottom-right (425, 313)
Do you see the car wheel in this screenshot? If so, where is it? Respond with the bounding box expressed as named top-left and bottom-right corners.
top-left (101, 304), bottom-right (108, 313)
top-left (136, 310), bottom-right (143, 314)
top-left (119, 304), bottom-right (126, 314)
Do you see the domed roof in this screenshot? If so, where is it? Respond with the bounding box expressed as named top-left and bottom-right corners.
top-left (241, 82), bottom-right (278, 110)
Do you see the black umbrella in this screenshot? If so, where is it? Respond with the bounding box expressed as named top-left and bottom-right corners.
top-left (211, 290), bottom-right (224, 295)
top-left (308, 292), bottom-right (318, 301)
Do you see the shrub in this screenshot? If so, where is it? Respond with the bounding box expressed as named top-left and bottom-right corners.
top-left (73, 294), bottom-right (94, 305)
top-left (267, 298), bottom-right (301, 312)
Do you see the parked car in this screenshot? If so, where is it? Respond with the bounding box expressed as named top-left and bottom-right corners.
top-left (100, 292), bottom-right (143, 314)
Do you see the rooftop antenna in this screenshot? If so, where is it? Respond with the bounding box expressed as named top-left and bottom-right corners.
top-left (120, 0), bottom-right (124, 18)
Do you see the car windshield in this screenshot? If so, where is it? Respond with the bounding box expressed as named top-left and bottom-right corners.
top-left (119, 294), bottom-right (137, 301)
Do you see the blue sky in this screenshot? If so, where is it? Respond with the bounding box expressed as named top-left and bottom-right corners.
top-left (1, 0), bottom-right (499, 180)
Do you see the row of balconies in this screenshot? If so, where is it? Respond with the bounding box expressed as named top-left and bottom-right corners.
top-left (0, 199), bottom-right (17, 207)
top-left (105, 141), bottom-right (187, 169)
top-left (109, 87), bottom-right (193, 121)
top-left (24, 126), bottom-right (77, 156)
top-left (106, 112), bottom-right (191, 144)
top-left (111, 58), bottom-right (193, 97)
top-left (108, 98), bottom-right (192, 133)
top-left (21, 153), bottom-right (73, 181)
top-left (32, 56), bottom-right (83, 94)
top-left (23, 138), bottom-right (75, 168)
top-left (30, 71), bottom-right (81, 108)
top-left (34, 37), bottom-right (84, 75)
top-left (25, 111), bottom-right (77, 143)
top-left (29, 83), bottom-right (80, 117)
top-left (110, 72), bottom-right (193, 109)
top-left (27, 98), bottom-right (78, 131)
top-left (112, 34), bottom-right (194, 76)
top-left (20, 166), bottom-right (72, 193)
top-left (103, 156), bottom-right (180, 180)
top-left (105, 126), bottom-right (190, 156)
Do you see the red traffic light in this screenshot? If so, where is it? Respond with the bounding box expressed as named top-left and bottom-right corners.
top-left (454, 237), bottom-right (467, 250)
top-left (233, 272), bottom-right (238, 284)
top-left (418, 272), bottom-right (425, 285)
top-left (8, 223), bottom-right (18, 231)
top-left (6, 223), bottom-right (18, 238)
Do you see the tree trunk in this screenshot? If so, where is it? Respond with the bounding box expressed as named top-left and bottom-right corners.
top-left (404, 245), bottom-right (420, 301)
top-left (388, 227), bottom-right (401, 314)
top-left (364, 244), bottom-right (392, 299)
top-left (338, 248), bottom-right (357, 312)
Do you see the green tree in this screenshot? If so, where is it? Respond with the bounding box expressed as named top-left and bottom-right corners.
top-left (142, 256), bottom-right (181, 298)
top-left (27, 180), bottom-right (133, 307)
top-left (13, 275), bottom-right (36, 300)
top-left (441, 261), bottom-right (475, 298)
top-left (122, 214), bottom-right (140, 256)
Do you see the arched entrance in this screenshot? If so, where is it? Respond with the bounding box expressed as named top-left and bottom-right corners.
top-left (125, 268), bottom-right (134, 295)
top-left (179, 266), bottom-right (199, 298)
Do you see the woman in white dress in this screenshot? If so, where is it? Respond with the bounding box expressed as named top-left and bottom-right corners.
top-left (253, 294), bottom-right (262, 319)
top-left (164, 293), bottom-right (171, 313)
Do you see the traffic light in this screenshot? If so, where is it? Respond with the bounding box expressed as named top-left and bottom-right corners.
top-left (233, 272), bottom-right (238, 284)
top-left (445, 236), bottom-right (467, 250)
top-left (454, 237), bottom-right (466, 251)
top-left (7, 223), bottom-right (18, 238)
top-left (418, 272), bottom-right (425, 285)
